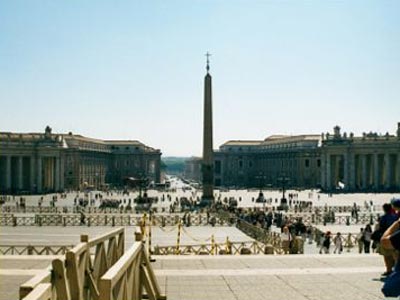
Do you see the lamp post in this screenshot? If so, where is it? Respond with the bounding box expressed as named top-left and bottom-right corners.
top-left (255, 172), bottom-right (267, 210)
top-left (277, 174), bottom-right (290, 209)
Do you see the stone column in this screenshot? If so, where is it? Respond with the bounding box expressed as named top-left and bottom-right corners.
top-left (320, 153), bottom-right (326, 189)
top-left (37, 157), bottom-right (42, 193)
top-left (55, 156), bottom-right (60, 191)
top-left (326, 154), bottom-right (331, 190)
top-left (373, 154), bottom-right (379, 190)
top-left (18, 156), bottom-right (23, 190)
top-left (154, 156), bottom-right (161, 183)
top-left (343, 153), bottom-right (348, 189)
top-left (30, 156), bottom-right (35, 192)
top-left (362, 154), bottom-right (367, 190)
top-left (385, 153), bottom-right (391, 189)
top-left (348, 153), bottom-right (355, 190)
top-left (60, 155), bottom-right (65, 191)
top-left (5, 156), bottom-right (11, 190)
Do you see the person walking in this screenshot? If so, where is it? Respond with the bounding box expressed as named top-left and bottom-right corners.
top-left (333, 232), bottom-right (343, 254)
top-left (363, 224), bottom-right (372, 253)
top-left (320, 231), bottom-right (331, 254)
top-left (281, 226), bottom-right (292, 254)
top-left (356, 228), bottom-right (364, 254)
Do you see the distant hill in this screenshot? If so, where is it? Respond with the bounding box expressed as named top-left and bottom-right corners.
top-left (162, 157), bottom-right (188, 175)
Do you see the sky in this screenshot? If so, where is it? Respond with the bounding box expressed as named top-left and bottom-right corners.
top-left (0, 0), bottom-right (399, 156)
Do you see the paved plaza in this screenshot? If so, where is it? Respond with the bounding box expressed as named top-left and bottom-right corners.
top-left (1, 186), bottom-right (398, 299)
top-left (154, 254), bottom-right (385, 300)
top-left (0, 224), bottom-right (393, 300)
top-left (0, 254), bottom-right (387, 300)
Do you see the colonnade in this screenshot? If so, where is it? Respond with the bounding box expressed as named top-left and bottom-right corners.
top-left (0, 155), bottom-right (64, 193)
top-left (322, 152), bottom-right (400, 191)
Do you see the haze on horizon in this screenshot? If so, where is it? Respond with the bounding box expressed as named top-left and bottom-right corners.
top-left (1, 1), bottom-right (399, 157)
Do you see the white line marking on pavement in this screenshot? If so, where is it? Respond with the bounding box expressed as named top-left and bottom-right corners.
top-left (154, 267), bottom-right (383, 276)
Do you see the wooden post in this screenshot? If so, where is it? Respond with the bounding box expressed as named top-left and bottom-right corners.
top-left (52, 259), bottom-right (71, 300)
top-left (135, 231), bottom-right (143, 242)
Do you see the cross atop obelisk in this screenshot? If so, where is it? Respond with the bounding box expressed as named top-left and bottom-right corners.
top-left (205, 52), bottom-right (211, 73)
top-left (201, 52), bottom-right (214, 205)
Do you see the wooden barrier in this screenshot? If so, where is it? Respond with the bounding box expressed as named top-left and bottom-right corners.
top-left (99, 241), bottom-right (166, 300)
top-left (0, 245), bottom-right (73, 255)
top-left (19, 228), bottom-right (165, 300)
top-left (22, 284), bottom-right (52, 300)
top-left (2, 213), bottom-right (228, 227)
top-left (312, 227), bottom-right (359, 251)
top-left (20, 270), bottom-right (53, 300)
top-left (236, 219), bottom-right (303, 254)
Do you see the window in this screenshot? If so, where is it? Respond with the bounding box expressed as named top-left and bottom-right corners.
top-left (317, 159), bottom-right (321, 167)
top-left (305, 159), bottom-right (310, 168)
top-left (239, 160), bottom-right (243, 168)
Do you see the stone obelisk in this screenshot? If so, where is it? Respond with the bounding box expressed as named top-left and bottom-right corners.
top-left (201, 52), bottom-right (214, 204)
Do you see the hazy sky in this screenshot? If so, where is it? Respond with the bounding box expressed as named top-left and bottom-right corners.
top-left (1, 1), bottom-right (399, 156)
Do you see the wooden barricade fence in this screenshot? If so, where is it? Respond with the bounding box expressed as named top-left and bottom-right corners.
top-left (99, 232), bottom-right (166, 300)
top-left (235, 219), bottom-right (304, 254)
top-left (312, 227), bottom-right (359, 251)
top-left (2, 203), bottom-right (380, 215)
top-left (20, 270), bottom-right (54, 300)
top-left (0, 245), bottom-right (73, 255)
top-left (19, 228), bottom-right (165, 300)
top-left (1, 212), bottom-right (228, 227)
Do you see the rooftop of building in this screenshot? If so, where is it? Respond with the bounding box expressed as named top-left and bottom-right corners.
top-left (263, 134), bottom-right (321, 144)
top-left (0, 127), bottom-right (160, 153)
top-left (220, 140), bottom-right (263, 146)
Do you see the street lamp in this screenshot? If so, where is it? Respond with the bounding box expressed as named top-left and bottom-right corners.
top-left (255, 172), bottom-right (267, 205)
top-left (277, 174), bottom-right (290, 209)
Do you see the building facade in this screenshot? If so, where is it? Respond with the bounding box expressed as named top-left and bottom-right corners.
top-left (185, 123), bottom-right (400, 192)
top-left (320, 124), bottom-right (400, 192)
top-left (0, 126), bottom-right (161, 193)
top-left (184, 157), bottom-right (202, 182)
top-left (214, 135), bottom-right (321, 189)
